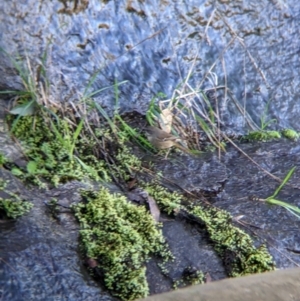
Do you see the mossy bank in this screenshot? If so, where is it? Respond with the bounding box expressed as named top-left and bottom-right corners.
top-left (2, 107), bottom-right (276, 300)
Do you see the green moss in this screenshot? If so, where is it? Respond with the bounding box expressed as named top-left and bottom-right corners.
top-left (243, 130), bottom-right (281, 142)
top-left (5, 105), bottom-right (276, 294)
top-left (7, 113), bottom-right (110, 187)
top-left (173, 268), bottom-right (204, 289)
top-left (143, 183), bottom-right (182, 215)
top-left (73, 187), bottom-right (172, 301)
top-left (0, 198), bottom-right (33, 218)
top-left (142, 182), bottom-right (274, 276)
top-left (187, 270), bottom-right (204, 285)
top-left (115, 146), bottom-right (142, 180)
top-left (244, 128), bottom-right (299, 142)
top-left (0, 179), bottom-right (33, 218)
top-left (0, 153), bottom-right (7, 166)
top-left (281, 129), bottom-right (299, 141)
top-left (189, 205), bottom-right (275, 276)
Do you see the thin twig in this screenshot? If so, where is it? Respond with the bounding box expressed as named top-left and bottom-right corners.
top-left (218, 11), bottom-right (270, 88)
top-left (235, 219), bottom-right (300, 267)
top-left (223, 133), bottom-right (282, 183)
top-left (198, 37), bottom-right (237, 88)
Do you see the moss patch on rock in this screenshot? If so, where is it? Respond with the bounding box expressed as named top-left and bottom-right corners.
top-left (243, 130), bottom-right (281, 142)
top-left (0, 179), bottom-right (33, 218)
top-left (143, 182), bottom-right (275, 276)
top-left (73, 187), bottom-right (173, 301)
top-left (7, 113), bottom-right (110, 187)
top-left (4, 107), bottom-right (276, 299)
top-left (143, 182), bottom-right (182, 215)
top-left (188, 205), bottom-right (275, 276)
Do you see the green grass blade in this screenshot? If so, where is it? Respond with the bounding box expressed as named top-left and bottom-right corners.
top-left (113, 79), bottom-right (120, 119)
top-left (115, 115), bottom-right (153, 149)
top-left (82, 70), bottom-right (100, 99)
top-left (200, 90), bottom-right (215, 124)
top-left (146, 95), bottom-right (163, 125)
top-left (266, 198), bottom-right (300, 213)
top-left (268, 167), bottom-right (296, 199)
top-left (74, 156), bottom-right (100, 180)
top-left (0, 91), bottom-right (32, 95)
top-left (285, 207), bottom-right (300, 219)
top-left (93, 102), bottom-right (117, 134)
top-left (69, 118), bottom-right (84, 157)
top-left (83, 80), bottom-right (128, 100)
top-left (9, 99), bottom-right (37, 116)
top-left (50, 119), bottom-right (67, 148)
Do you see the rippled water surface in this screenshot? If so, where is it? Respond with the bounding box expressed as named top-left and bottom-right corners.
top-left (0, 0), bottom-right (299, 133)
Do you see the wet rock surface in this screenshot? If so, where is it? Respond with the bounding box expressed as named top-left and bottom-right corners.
top-left (140, 268), bottom-right (300, 301)
top-left (0, 168), bottom-right (116, 301)
top-left (152, 140), bottom-right (300, 269)
top-left (147, 218), bottom-right (226, 294)
top-left (0, 99), bottom-right (299, 299)
top-left (0, 116), bottom-right (227, 300)
top-left (1, 0), bottom-right (300, 298)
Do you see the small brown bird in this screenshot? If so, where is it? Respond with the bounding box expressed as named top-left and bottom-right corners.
top-left (145, 126), bottom-right (190, 157)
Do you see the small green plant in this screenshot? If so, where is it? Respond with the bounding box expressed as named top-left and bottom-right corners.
top-left (250, 167), bottom-right (300, 219)
top-left (9, 99), bottom-right (38, 117)
top-left (281, 129), bottom-right (299, 141)
top-left (26, 160), bottom-right (39, 174)
top-left (243, 130), bottom-right (281, 142)
top-left (87, 81), bottom-right (152, 152)
top-left (0, 198), bottom-right (33, 219)
top-left (0, 153), bottom-right (7, 166)
top-left (190, 204), bottom-right (275, 276)
top-left (0, 180), bottom-right (33, 218)
top-left (8, 112), bottom-right (109, 187)
top-left (73, 187), bottom-right (172, 301)
top-left (81, 76), bottom-right (127, 137)
top-left (0, 48), bottom-right (46, 133)
top-left (49, 116), bottom-right (84, 161)
top-left (115, 146), bottom-right (142, 180)
top-left (173, 267), bottom-right (204, 289)
top-left (142, 179), bottom-right (275, 277)
top-left (143, 182), bottom-right (182, 215)
top-left (259, 99), bottom-right (277, 130)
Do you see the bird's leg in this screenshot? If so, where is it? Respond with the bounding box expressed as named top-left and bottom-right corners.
top-left (164, 148), bottom-right (171, 159)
